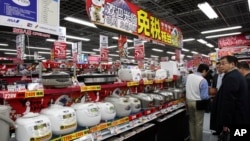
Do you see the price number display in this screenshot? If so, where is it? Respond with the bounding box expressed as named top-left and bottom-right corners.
top-left (155, 79), bottom-right (163, 83)
top-left (80, 85), bottom-right (101, 92)
top-left (127, 81), bottom-right (139, 87)
top-left (3, 93), bottom-right (17, 99)
top-left (25, 90), bottom-right (44, 98)
top-left (143, 80), bottom-right (153, 85)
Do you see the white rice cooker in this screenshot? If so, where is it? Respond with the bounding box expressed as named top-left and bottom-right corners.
top-left (155, 69), bottom-right (168, 80)
top-left (118, 68), bottom-right (142, 82)
top-left (0, 105), bottom-right (15, 141)
top-left (96, 102), bottom-right (116, 121)
top-left (15, 112), bottom-right (52, 141)
top-left (125, 95), bottom-right (141, 114)
top-left (104, 96), bottom-right (131, 117)
top-left (40, 104), bottom-right (77, 135)
top-left (71, 103), bottom-right (101, 127)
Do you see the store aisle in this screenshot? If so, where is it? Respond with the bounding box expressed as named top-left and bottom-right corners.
top-left (202, 113), bottom-right (218, 141)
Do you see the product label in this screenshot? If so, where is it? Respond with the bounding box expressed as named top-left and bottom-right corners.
top-left (80, 85), bottom-right (101, 92)
top-left (143, 80), bottom-right (153, 85)
top-left (127, 81), bottom-right (139, 87)
top-left (25, 90), bottom-right (44, 98)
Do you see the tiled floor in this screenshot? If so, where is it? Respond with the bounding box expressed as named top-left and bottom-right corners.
top-left (202, 113), bottom-right (218, 141)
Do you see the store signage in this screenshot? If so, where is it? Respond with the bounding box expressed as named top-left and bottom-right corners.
top-left (0, 0), bottom-right (60, 35)
top-left (209, 52), bottom-right (217, 61)
top-left (53, 41), bottom-right (67, 59)
top-left (16, 34), bottom-right (25, 61)
top-left (118, 35), bottom-right (128, 58)
top-left (218, 46), bottom-right (250, 58)
top-left (80, 85), bottom-right (101, 92)
top-left (218, 34), bottom-right (250, 48)
top-left (100, 35), bottom-right (109, 62)
top-left (86, 0), bottom-right (183, 48)
top-left (72, 43), bottom-right (78, 63)
top-left (134, 39), bottom-right (144, 61)
top-left (175, 49), bottom-right (181, 62)
top-left (88, 56), bottom-right (100, 64)
top-left (58, 26), bottom-right (66, 42)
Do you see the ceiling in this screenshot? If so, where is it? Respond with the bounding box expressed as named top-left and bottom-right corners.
top-left (0, 0), bottom-right (250, 61)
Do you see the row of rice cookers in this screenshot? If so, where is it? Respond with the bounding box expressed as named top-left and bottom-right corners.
top-left (42, 71), bottom-right (72, 88)
top-left (141, 70), bottom-right (155, 80)
top-left (131, 93), bottom-right (164, 109)
top-left (118, 68), bottom-right (142, 82)
top-left (40, 104), bottom-right (77, 135)
top-left (104, 95), bottom-right (141, 117)
top-left (15, 112), bottom-right (52, 141)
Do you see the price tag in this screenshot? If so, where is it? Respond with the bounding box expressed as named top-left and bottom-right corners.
top-left (150, 113), bottom-right (157, 120)
top-left (97, 123), bottom-right (110, 131)
top-left (155, 79), bottom-right (163, 83)
top-left (127, 81), bottom-right (139, 87)
top-left (143, 80), bottom-right (153, 85)
top-left (90, 126), bottom-right (98, 133)
top-left (95, 132), bottom-right (102, 141)
top-left (80, 85), bottom-right (101, 92)
top-left (119, 117), bottom-right (129, 124)
top-left (160, 109), bottom-right (166, 114)
top-left (166, 78), bottom-right (173, 82)
top-left (25, 90), bottom-right (44, 98)
top-left (3, 93), bottom-right (17, 99)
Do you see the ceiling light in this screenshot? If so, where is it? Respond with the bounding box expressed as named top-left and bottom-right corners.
top-left (46, 38), bottom-right (74, 45)
top-left (202, 54), bottom-right (209, 57)
top-left (0, 49), bottom-right (16, 52)
top-left (248, 0), bottom-right (250, 12)
top-left (0, 43), bottom-right (8, 46)
top-left (4, 52), bottom-right (16, 55)
top-left (215, 48), bottom-right (220, 50)
top-left (167, 51), bottom-right (175, 54)
top-left (151, 55), bottom-right (159, 58)
top-left (64, 17), bottom-right (97, 28)
top-left (201, 26), bottom-right (242, 34)
top-left (66, 35), bottom-right (90, 41)
top-left (187, 55), bottom-right (192, 58)
top-left (82, 51), bottom-right (96, 54)
top-left (182, 48), bottom-right (190, 52)
top-left (128, 56), bottom-right (134, 58)
top-left (183, 38), bottom-right (195, 42)
top-left (206, 43), bottom-right (214, 48)
top-left (112, 37), bottom-right (133, 43)
top-left (109, 54), bottom-right (119, 57)
top-left (205, 32), bottom-right (241, 38)
top-left (127, 47), bottom-right (135, 50)
top-left (152, 48), bottom-right (163, 52)
top-left (197, 39), bottom-right (207, 44)
top-left (107, 45), bottom-right (117, 49)
top-left (27, 46), bottom-right (51, 51)
top-left (92, 49), bottom-right (100, 52)
top-left (198, 2), bottom-right (218, 19)
top-left (38, 51), bottom-right (51, 54)
top-left (191, 51), bottom-right (198, 54)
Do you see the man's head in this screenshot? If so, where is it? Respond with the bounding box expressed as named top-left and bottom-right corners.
top-left (197, 64), bottom-right (209, 77)
top-left (216, 62), bottom-right (223, 74)
top-left (238, 61), bottom-right (250, 76)
top-left (220, 55), bottom-right (238, 73)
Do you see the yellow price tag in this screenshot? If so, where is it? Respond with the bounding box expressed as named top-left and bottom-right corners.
top-left (127, 81), bottom-right (139, 87)
top-left (90, 126), bottom-right (98, 133)
top-left (25, 90), bottom-right (44, 98)
top-left (166, 78), bottom-right (173, 82)
top-left (143, 80), bottom-right (153, 85)
top-left (111, 120), bottom-right (119, 127)
top-left (155, 80), bottom-right (163, 83)
top-left (119, 117), bottom-right (129, 124)
top-left (80, 85), bottom-right (101, 92)
top-left (97, 122), bottom-right (110, 131)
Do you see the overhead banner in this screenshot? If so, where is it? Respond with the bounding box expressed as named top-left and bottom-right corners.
top-left (16, 34), bottom-right (25, 61)
top-left (218, 34), bottom-right (250, 48)
top-left (118, 35), bottom-right (128, 59)
top-left (86, 0), bottom-right (183, 48)
top-left (0, 0), bottom-right (60, 35)
top-left (134, 39), bottom-right (144, 61)
top-left (218, 46), bottom-right (250, 58)
top-left (100, 35), bottom-right (109, 62)
top-left (53, 41), bottom-right (66, 59)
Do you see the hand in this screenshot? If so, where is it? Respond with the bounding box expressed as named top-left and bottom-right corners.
top-left (223, 126), bottom-right (229, 132)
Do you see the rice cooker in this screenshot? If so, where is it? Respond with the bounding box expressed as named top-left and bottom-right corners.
top-left (15, 112), bottom-right (52, 141)
top-left (0, 105), bottom-right (15, 141)
top-left (155, 69), bottom-right (167, 80)
top-left (40, 104), bottom-right (77, 135)
top-left (118, 68), bottom-right (142, 82)
top-left (104, 96), bottom-right (131, 117)
top-left (131, 93), bottom-right (153, 110)
top-left (42, 71), bottom-right (72, 88)
top-left (71, 103), bottom-right (101, 127)
top-left (148, 94), bottom-right (165, 106)
top-left (154, 89), bottom-right (174, 102)
top-left (142, 70), bottom-right (156, 80)
top-left (125, 95), bottom-right (141, 114)
top-left (168, 88), bottom-right (185, 100)
top-left (96, 102), bottom-right (116, 121)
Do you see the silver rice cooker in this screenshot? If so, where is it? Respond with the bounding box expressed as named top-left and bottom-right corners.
top-left (104, 96), bottom-right (131, 117)
top-left (15, 112), bottom-right (52, 141)
top-left (168, 88), bottom-right (185, 100)
top-left (154, 89), bottom-right (174, 102)
top-left (131, 93), bottom-right (154, 110)
top-left (148, 94), bottom-right (165, 106)
top-left (42, 71), bottom-right (72, 88)
top-left (71, 103), bottom-right (101, 127)
top-left (96, 102), bottom-right (116, 121)
top-left (125, 95), bottom-right (141, 114)
top-left (40, 104), bottom-right (77, 135)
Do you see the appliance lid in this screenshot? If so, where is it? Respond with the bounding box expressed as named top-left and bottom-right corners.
top-left (22, 112), bottom-right (40, 118)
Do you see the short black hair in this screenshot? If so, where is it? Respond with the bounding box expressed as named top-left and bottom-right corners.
top-left (238, 61), bottom-right (250, 70)
top-left (220, 55), bottom-right (238, 66)
top-left (216, 62), bottom-right (220, 65)
top-left (197, 64), bottom-right (209, 73)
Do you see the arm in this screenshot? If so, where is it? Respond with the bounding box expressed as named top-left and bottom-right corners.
top-left (200, 79), bottom-right (209, 100)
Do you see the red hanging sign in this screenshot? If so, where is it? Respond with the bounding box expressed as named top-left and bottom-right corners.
top-left (53, 41), bottom-right (66, 59)
top-left (134, 39), bottom-right (144, 61)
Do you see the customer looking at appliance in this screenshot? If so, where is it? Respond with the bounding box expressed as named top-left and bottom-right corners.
top-left (212, 56), bottom-right (249, 135)
top-left (185, 64), bottom-right (210, 141)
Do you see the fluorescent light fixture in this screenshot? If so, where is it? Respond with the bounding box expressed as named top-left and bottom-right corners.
top-left (197, 39), bottom-right (207, 44)
top-left (205, 32), bottom-right (241, 39)
top-left (182, 48), bottom-right (190, 52)
top-left (183, 38), bottom-right (195, 42)
top-left (187, 55), bottom-right (192, 58)
top-left (82, 51), bottom-right (96, 54)
top-left (27, 46), bottom-right (51, 51)
top-left (198, 2), bottom-right (218, 19)
top-left (0, 49), bottom-right (16, 52)
top-left (92, 49), bottom-right (100, 52)
top-left (206, 43), bottom-right (214, 48)
top-left (4, 52), bottom-right (16, 55)
top-left (0, 43), bottom-right (8, 46)
top-left (215, 48), bottom-right (220, 51)
top-left (166, 51), bottom-right (175, 55)
top-left (127, 47), bottom-right (135, 50)
top-left (66, 56), bottom-right (72, 58)
top-left (66, 52), bottom-right (71, 55)
top-left (66, 35), bottom-right (90, 41)
top-left (112, 37), bottom-right (133, 43)
top-left (201, 26), bottom-right (242, 34)
top-left (38, 51), bottom-right (51, 54)
top-left (248, 0), bottom-right (250, 12)
top-left (46, 38), bottom-right (74, 45)
top-left (128, 56), bottom-right (134, 58)
top-left (202, 54), bottom-right (209, 57)
top-left (107, 45), bottom-right (117, 49)
top-left (191, 51), bottom-right (198, 54)
top-left (64, 17), bottom-right (97, 28)
top-left (152, 48), bottom-right (163, 52)
top-left (109, 54), bottom-right (119, 57)
top-left (151, 55), bottom-right (159, 58)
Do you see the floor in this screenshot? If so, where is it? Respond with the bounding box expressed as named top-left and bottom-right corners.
top-left (202, 113), bottom-right (218, 141)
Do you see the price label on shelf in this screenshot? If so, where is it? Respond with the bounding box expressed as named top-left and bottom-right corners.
top-left (80, 85), bottom-right (101, 92)
top-left (3, 93), bottom-right (17, 99)
top-left (166, 78), bottom-right (173, 82)
top-left (155, 79), bottom-right (163, 83)
top-left (25, 90), bottom-right (44, 98)
top-left (127, 81), bottom-right (139, 87)
top-left (143, 80), bottom-right (153, 85)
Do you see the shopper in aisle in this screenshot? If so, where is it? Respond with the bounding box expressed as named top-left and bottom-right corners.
top-left (185, 64), bottom-right (210, 141)
top-left (209, 62), bottom-right (224, 135)
top-left (212, 56), bottom-right (249, 135)
top-left (238, 61), bottom-right (250, 88)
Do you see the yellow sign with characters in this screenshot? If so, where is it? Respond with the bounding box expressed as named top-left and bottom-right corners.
top-left (80, 85), bottom-right (101, 92)
top-left (143, 80), bottom-right (153, 85)
top-left (25, 90), bottom-right (44, 98)
top-left (127, 81), bottom-right (139, 87)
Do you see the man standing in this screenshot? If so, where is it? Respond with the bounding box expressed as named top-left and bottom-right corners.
top-left (186, 64), bottom-right (210, 141)
top-left (213, 56), bottom-right (249, 134)
top-left (238, 61), bottom-right (250, 88)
